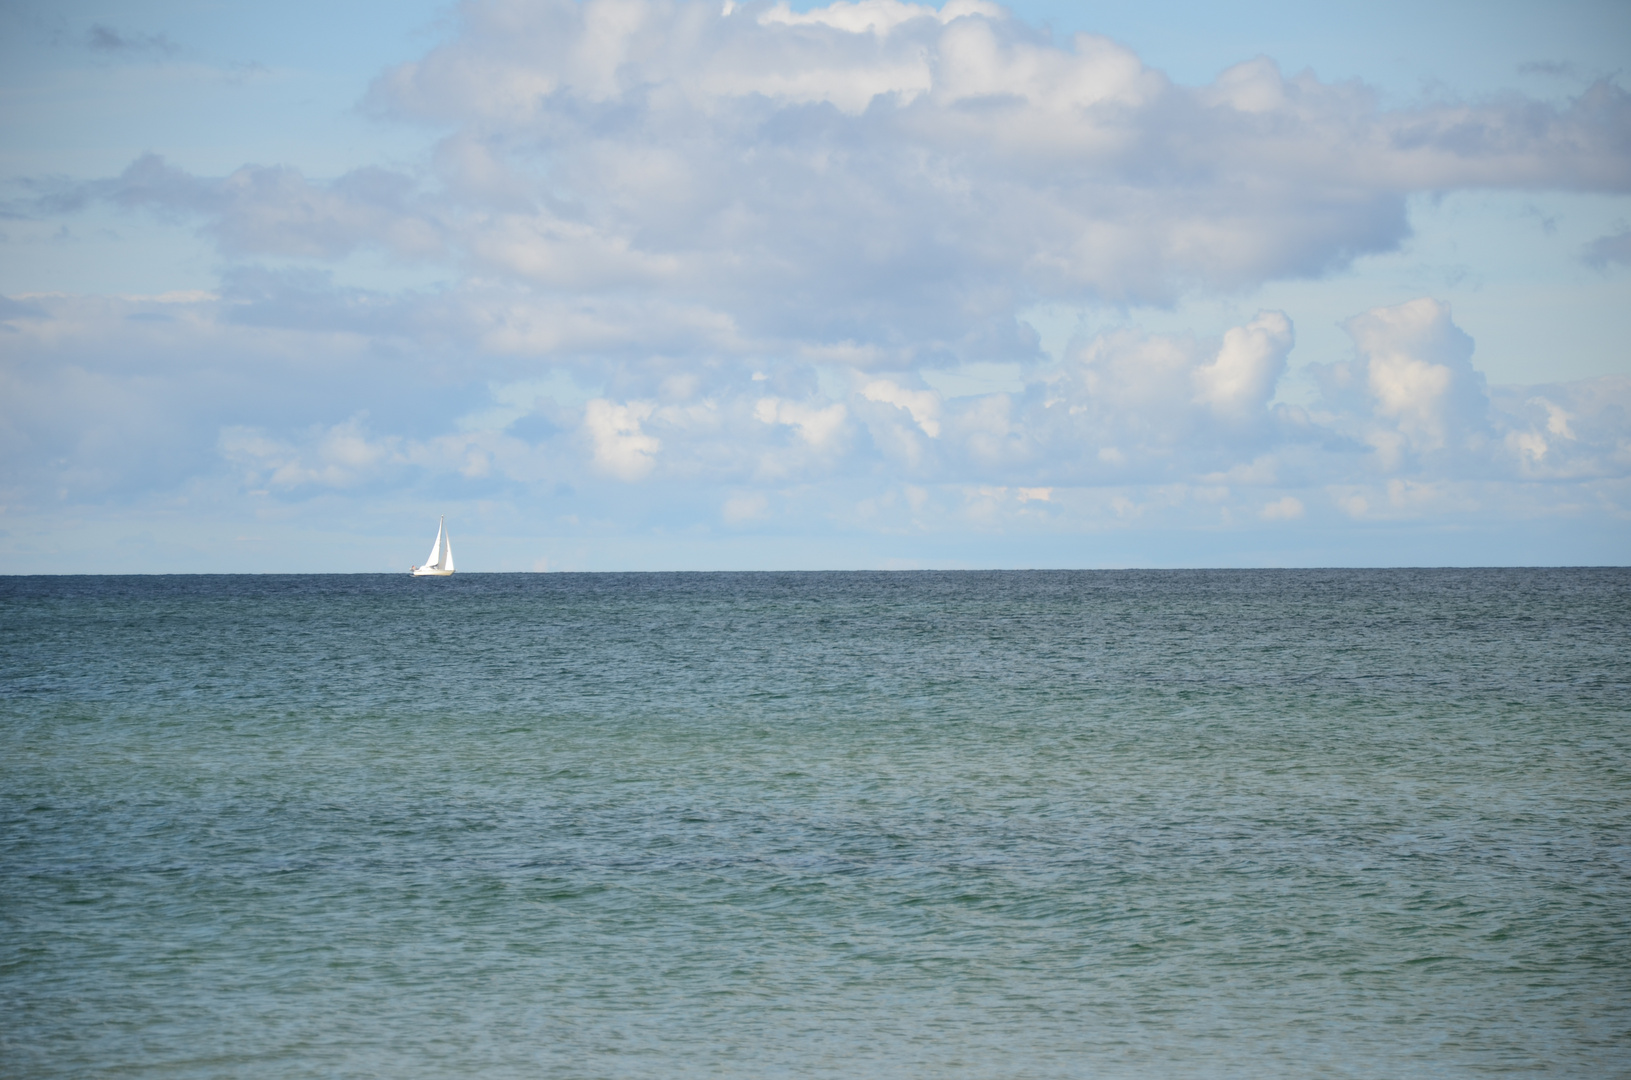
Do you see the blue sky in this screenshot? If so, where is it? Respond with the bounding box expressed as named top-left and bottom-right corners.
top-left (2, 0), bottom-right (1628, 571)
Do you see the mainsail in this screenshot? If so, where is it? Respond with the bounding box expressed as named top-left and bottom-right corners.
top-left (424, 519), bottom-right (445, 569)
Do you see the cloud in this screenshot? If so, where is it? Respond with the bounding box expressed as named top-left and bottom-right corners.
top-left (0, 295), bottom-right (49, 324)
top-left (722, 491), bottom-right (769, 523)
top-left (1010, 309), bottom-right (1298, 485)
top-left (101, 154), bottom-right (447, 260)
top-left (0, 288), bottom-right (520, 502)
top-left (1260, 495), bottom-right (1304, 520)
top-left (85, 24), bottom-right (179, 57)
top-left (583, 399), bottom-right (660, 480)
top-left (46, 0), bottom-right (1629, 371)
top-left (2, 292), bottom-right (1627, 573)
top-left (862, 380), bottom-right (941, 437)
top-left (1583, 228), bottom-right (1631, 269)
top-left (1338, 297), bottom-right (1489, 461)
top-left (219, 418), bottom-right (400, 491)
top-left (1192, 311), bottom-right (1293, 423)
top-left (1518, 61), bottom-right (1578, 80)
top-left (4, 283), bottom-right (1626, 537)
top-left (1300, 299), bottom-right (1631, 488)
top-left (754, 396), bottom-right (850, 447)
top-left (1487, 377), bottom-right (1631, 480)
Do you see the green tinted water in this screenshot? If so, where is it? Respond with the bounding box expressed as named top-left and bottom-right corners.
top-left (3, 570), bottom-right (1628, 1077)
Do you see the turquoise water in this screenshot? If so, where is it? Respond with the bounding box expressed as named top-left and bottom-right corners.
top-left (3, 570), bottom-right (1628, 1077)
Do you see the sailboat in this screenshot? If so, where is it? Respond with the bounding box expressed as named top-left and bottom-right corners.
top-left (410, 516), bottom-right (456, 576)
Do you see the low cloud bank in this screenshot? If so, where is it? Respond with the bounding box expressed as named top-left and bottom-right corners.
top-left (3, 290), bottom-right (1626, 556)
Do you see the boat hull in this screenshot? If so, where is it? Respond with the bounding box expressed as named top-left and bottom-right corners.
top-left (410, 567), bottom-right (455, 577)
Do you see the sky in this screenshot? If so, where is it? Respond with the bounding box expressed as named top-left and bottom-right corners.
top-left (1, 0), bottom-right (1628, 571)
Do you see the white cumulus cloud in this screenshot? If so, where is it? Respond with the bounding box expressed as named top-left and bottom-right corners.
top-left (583, 399), bottom-right (660, 480)
top-left (47, 0), bottom-right (1626, 370)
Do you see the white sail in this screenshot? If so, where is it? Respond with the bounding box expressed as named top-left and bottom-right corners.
top-left (441, 526), bottom-right (454, 572)
top-left (424, 518), bottom-right (445, 568)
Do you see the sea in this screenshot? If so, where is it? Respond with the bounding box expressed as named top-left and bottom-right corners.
top-left (2, 569), bottom-right (1628, 1078)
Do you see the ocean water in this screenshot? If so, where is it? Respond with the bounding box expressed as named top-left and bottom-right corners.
top-left (2, 569), bottom-right (1628, 1078)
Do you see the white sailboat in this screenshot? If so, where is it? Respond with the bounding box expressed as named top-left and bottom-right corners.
top-left (410, 516), bottom-right (456, 577)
